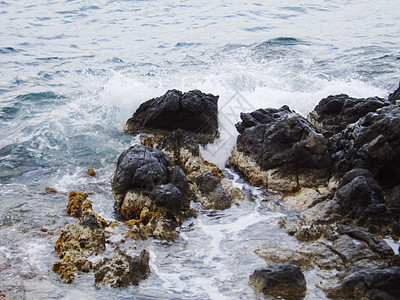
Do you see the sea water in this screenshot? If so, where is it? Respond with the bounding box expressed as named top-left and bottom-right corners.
top-left (1, 0), bottom-right (400, 299)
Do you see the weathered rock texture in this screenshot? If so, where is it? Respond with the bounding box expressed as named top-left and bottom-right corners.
top-left (248, 84), bottom-right (400, 299)
top-left (141, 131), bottom-right (243, 210)
top-left (249, 264), bottom-right (307, 300)
top-left (324, 267), bottom-right (400, 300)
top-left (53, 193), bottom-right (150, 287)
top-left (111, 144), bottom-right (194, 241)
top-left (95, 248), bottom-right (150, 288)
top-left (124, 89), bottom-right (219, 142)
top-left (229, 105), bottom-right (331, 191)
top-left (308, 94), bottom-right (390, 138)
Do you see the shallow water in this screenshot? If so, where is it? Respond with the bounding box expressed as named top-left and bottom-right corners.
top-left (1, 0), bottom-right (400, 299)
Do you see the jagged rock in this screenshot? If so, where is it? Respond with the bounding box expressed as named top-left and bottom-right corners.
top-left (324, 267), bottom-right (400, 299)
top-left (141, 131), bottom-right (243, 210)
top-left (124, 89), bottom-right (219, 142)
top-left (111, 144), bottom-right (197, 240)
top-left (334, 169), bottom-right (398, 236)
top-left (329, 105), bottom-right (400, 188)
top-left (229, 105), bottom-right (331, 192)
top-left (94, 249), bottom-right (150, 287)
top-left (308, 94), bottom-right (390, 138)
top-left (249, 264), bottom-right (307, 300)
top-left (150, 183), bottom-right (184, 211)
top-left (388, 82), bottom-right (400, 103)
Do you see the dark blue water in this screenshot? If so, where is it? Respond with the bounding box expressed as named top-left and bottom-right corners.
top-left (1, 0), bottom-right (400, 299)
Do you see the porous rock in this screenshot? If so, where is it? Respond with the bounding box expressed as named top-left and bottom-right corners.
top-left (52, 215), bottom-right (106, 283)
top-left (124, 89), bottom-right (219, 142)
top-left (94, 249), bottom-right (150, 287)
top-left (249, 264), bottom-right (307, 300)
top-left (229, 105), bottom-right (331, 192)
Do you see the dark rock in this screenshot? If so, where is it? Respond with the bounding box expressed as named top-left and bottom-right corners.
top-left (334, 169), bottom-right (398, 235)
top-left (324, 267), bottom-right (400, 299)
top-left (112, 145), bottom-right (171, 197)
top-left (308, 94), bottom-right (390, 138)
top-left (328, 105), bottom-right (400, 188)
top-left (194, 172), bottom-right (232, 210)
top-left (388, 82), bottom-right (400, 103)
top-left (150, 183), bottom-right (184, 211)
top-left (337, 225), bottom-right (394, 257)
top-left (230, 105), bottom-right (331, 191)
top-left (167, 165), bottom-right (191, 198)
top-left (249, 264), bottom-right (307, 300)
top-left (124, 89), bottom-right (219, 141)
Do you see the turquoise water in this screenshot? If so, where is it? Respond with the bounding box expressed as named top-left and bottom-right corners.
top-left (1, 1), bottom-right (400, 299)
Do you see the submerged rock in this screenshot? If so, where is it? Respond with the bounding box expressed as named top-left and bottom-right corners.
top-left (249, 264), bottom-right (307, 300)
top-left (229, 105), bottom-right (331, 191)
top-left (308, 94), bottom-right (390, 138)
top-left (124, 89), bottom-right (219, 142)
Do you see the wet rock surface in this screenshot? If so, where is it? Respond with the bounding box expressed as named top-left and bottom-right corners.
top-left (229, 105), bottom-right (331, 191)
top-left (111, 144), bottom-right (195, 241)
top-left (325, 267), bottom-right (400, 299)
top-left (243, 84), bottom-right (400, 299)
top-left (53, 193), bottom-right (150, 287)
top-left (308, 94), bottom-right (390, 138)
top-left (124, 89), bottom-right (219, 142)
top-left (141, 131), bottom-right (243, 210)
top-left (249, 264), bottom-right (307, 299)
top-left (94, 249), bottom-right (150, 288)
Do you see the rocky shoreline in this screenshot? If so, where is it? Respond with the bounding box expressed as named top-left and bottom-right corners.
top-left (52, 85), bottom-right (400, 298)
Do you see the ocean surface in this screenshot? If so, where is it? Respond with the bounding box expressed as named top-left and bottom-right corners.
top-left (1, 0), bottom-right (400, 299)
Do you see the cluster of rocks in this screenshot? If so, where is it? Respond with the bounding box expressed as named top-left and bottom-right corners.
top-left (229, 84), bottom-right (400, 299)
top-left (53, 84), bottom-right (400, 298)
top-left (52, 190), bottom-right (150, 287)
top-left (53, 89), bottom-right (242, 288)
top-left (111, 90), bottom-right (243, 242)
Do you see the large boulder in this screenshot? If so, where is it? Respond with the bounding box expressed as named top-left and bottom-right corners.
top-left (124, 89), bottom-right (219, 142)
top-left (249, 264), bottom-right (307, 299)
top-left (229, 105), bottom-right (331, 191)
top-left (308, 94), bottom-right (390, 138)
